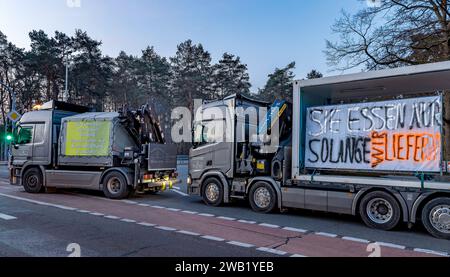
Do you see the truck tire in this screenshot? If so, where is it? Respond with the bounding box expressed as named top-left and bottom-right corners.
top-left (102, 172), bottom-right (130, 200)
top-left (359, 191), bottom-right (401, 231)
top-left (201, 177), bottom-right (224, 207)
top-left (22, 168), bottom-right (44, 193)
top-left (421, 197), bottom-right (450, 240)
top-left (249, 182), bottom-right (277, 213)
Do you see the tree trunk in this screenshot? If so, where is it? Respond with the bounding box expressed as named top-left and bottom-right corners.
top-left (46, 76), bottom-right (51, 101)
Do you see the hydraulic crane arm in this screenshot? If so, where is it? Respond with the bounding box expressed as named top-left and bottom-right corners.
top-left (119, 104), bottom-right (166, 146)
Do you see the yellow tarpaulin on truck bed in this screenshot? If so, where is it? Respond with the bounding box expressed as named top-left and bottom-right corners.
top-left (65, 121), bottom-right (111, 156)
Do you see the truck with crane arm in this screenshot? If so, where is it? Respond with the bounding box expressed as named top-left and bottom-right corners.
top-left (10, 100), bottom-right (178, 199)
top-left (188, 61), bottom-right (450, 239)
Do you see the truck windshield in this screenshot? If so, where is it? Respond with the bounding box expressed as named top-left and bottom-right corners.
top-left (15, 125), bottom-right (33, 145)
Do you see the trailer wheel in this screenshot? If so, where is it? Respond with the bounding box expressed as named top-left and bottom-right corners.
top-left (201, 177), bottom-right (224, 207)
top-left (359, 191), bottom-right (401, 231)
top-left (421, 197), bottom-right (450, 240)
top-left (102, 172), bottom-right (130, 200)
top-left (22, 168), bottom-right (44, 193)
top-left (249, 182), bottom-right (277, 213)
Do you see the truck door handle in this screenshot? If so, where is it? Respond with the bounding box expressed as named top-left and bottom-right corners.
top-left (207, 160), bottom-right (212, 166)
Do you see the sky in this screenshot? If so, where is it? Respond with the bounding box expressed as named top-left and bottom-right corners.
top-left (0, 0), bottom-right (366, 90)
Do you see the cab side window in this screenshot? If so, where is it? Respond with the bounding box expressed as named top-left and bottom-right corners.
top-left (17, 126), bottom-right (33, 145)
top-left (33, 123), bottom-right (45, 144)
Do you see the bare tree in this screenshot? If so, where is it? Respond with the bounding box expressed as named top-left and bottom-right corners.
top-left (326, 0), bottom-right (450, 70)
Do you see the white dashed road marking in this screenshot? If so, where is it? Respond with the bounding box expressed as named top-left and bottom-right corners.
top-left (90, 212), bottom-right (104, 216)
top-left (376, 242), bottom-right (406, 250)
top-left (201, 235), bottom-right (225, 242)
top-left (315, 232), bottom-right (338, 238)
top-left (137, 222), bottom-right (156, 227)
top-left (104, 215), bottom-right (120, 220)
top-left (256, 247), bottom-right (287, 256)
top-left (282, 227), bottom-right (308, 233)
top-left (238, 219), bottom-right (256, 224)
top-left (177, 230), bottom-right (200, 236)
top-left (182, 210), bottom-right (198, 215)
top-left (259, 223), bottom-right (280, 229)
top-left (0, 213), bottom-right (16, 220)
top-left (53, 205), bottom-right (76, 211)
top-left (217, 216), bottom-right (236, 221)
top-left (342, 236), bottom-right (370, 244)
top-left (413, 248), bottom-right (449, 257)
top-left (291, 254), bottom-right (308, 257)
top-left (122, 200), bottom-right (138, 204)
top-left (227, 241), bottom-right (255, 248)
top-left (156, 226), bottom-right (177, 231)
top-left (198, 213), bottom-right (215, 217)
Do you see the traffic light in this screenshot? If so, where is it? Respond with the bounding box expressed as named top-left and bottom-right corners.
top-left (5, 134), bottom-right (13, 142)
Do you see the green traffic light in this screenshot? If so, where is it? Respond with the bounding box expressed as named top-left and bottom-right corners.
top-left (6, 134), bottom-right (13, 141)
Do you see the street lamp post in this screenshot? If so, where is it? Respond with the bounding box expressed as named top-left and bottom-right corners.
top-left (65, 62), bottom-right (69, 101)
top-left (0, 81), bottom-right (17, 160)
top-left (63, 55), bottom-right (71, 102)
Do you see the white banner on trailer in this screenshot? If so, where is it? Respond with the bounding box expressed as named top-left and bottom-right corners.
top-left (305, 96), bottom-right (443, 172)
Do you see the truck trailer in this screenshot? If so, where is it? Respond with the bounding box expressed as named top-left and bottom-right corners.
top-left (10, 100), bottom-right (178, 199)
top-left (188, 61), bottom-right (450, 239)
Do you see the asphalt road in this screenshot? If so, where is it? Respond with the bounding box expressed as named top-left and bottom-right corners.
top-left (0, 163), bottom-right (449, 257)
top-left (126, 163), bottom-right (450, 254)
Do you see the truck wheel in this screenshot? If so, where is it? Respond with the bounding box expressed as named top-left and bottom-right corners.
top-left (201, 178), bottom-right (224, 207)
top-left (249, 182), bottom-right (277, 213)
top-left (102, 172), bottom-right (130, 200)
top-left (421, 198), bottom-right (450, 240)
top-left (23, 168), bottom-right (44, 193)
top-left (359, 191), bottom-right (401, 231)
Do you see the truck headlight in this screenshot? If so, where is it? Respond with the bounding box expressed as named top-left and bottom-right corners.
top-left (187, 175), bottom-right (192, 185)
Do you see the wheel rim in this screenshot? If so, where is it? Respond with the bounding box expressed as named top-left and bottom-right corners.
top-left (205, 183), bottom-right (220, 202)
top-left (26, 174), bottom-right (39, 188)
top-left (107, 177), bottom-right (122, 194)
top-left (253, 187), bottom-right (271, 209)
top-left (366, 198), bottom-right (393, 224)
top-left (429, 205), bottom-right (450, 234)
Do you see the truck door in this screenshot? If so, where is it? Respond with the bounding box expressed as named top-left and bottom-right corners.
top-left (12, 124), bottom-right (34, 166)
top-left (190, 105), bottom-right (233, 178)
top-left (191, 118), bottom-right (231, 173)
top-left (31, 122), bottom-right (50, 165)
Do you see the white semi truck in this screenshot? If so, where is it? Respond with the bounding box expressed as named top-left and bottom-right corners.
top-left (188, 61), bottom-right (450, 239)
top-left (10, 101), bottom-right (178, 199)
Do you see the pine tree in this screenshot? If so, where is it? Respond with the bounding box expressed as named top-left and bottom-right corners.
top-left (306, 69), bottom-right (323, 79)
top-left (28, 30), bottom-right (66, 101)
top-left (109, 51), bottom-right (141, 110)
top-left (258, 62), bottom-right (296, 102)
top-left (170, 40), bottom-right (213, 112)
top-left (213, 53), bottom-right (251, 98)
top-left (137, 46), bottom-right (172, 107)
top-left (70, 30), bottom-right (113, 110)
